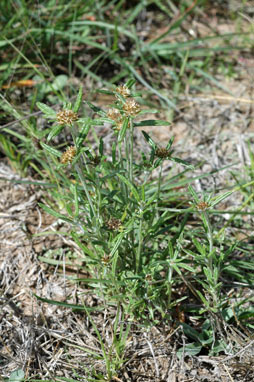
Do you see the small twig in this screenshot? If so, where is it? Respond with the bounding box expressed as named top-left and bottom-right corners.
top-left (219, 339), bottom-right (254, 363)
top-left (144, 333), bottom-right (160, 378)
top-left (0, 110), bottom-right (43, 130)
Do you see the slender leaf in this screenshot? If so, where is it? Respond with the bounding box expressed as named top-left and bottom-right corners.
top-left (47, 124), bottom-right (65, 141)
top-left (39, 203), bottom-right (74, 224)
top-left (40, 142), bottom-right (61, 157)
top-left (73, 85), bottom-right (83, 113)
top-left (85, 101), bottom-right (106, 116)
top-left (142, 130), bottom-right (157, 149)
top-left (117, 173), bottom-right (140, 202)
top-left (36, 102), bottom-right (56, 116)
top-left (135, 120), bottom-right (170, 127)
top-left (170, 156), bottom-right (194, 169)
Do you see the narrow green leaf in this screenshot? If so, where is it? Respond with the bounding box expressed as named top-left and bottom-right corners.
top-left (3, 128), bottom-right (30, 143)
top-left (73, 85), bottom-right (83, 113)
top-left (188, 185), bottom-right (200, 203)
top-left (85, 101), bottom-right (106, 116)
top-left (135, 120), bottom-right (170, 127)
top-left (71, 232), bottom-right (97, 259)
top-left (196, 290), bottom-right (209, 307)
top-left (76, 122), bottom-right (91, 148)
top-left (36, 102), bottom-right (56, 116)
top-left (126, 78), bottom-right (136, 88)
top-left (47, 124), bottom-right (65, 141)
top-left (117, 173), bottom-right (140, 202)
top-left (142, 131), bottom-right (156, 149)
top-left (71, 183), bottom-right (79, 216)
top-left (96, 89), bottom-right (115, 96)
top-left (192, 237), bottom-right (206, 256)
top-left (40, 142), bottom-right (61, 157)
top-left (112, 141), bottom-right (116, 164)
top-left (170, 156), bottom-right (194, 169)
top-left (99, 137), bottom-right (104, 156)
top-left (38, 256), bottom-right (73, 266)
top-left (176, 262), bottom-right (196, 272)
top-left (52, 74), bottom-right (68, 91)
top-left (39, 203), bottom-right (73, 224)
top-left (210, 191), bottom-right (233, 208)
top-left (34, 293), bottom-right (104, 311)
top-left (166, 136), bottom-right (174, 150)
top-left (181, 323), bottom-right (201, 342)
top-left (153, 158), bottom-right (163, 168)
top-left (118, 118), bottom-right (129, 142)
top-left (177, 343), bottom-right (202, 358)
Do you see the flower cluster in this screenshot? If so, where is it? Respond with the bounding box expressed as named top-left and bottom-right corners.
top-left (115, 84), bottom-right (130, 98)
top-left (196, 201), bottom-right (209, 211)
top-left (107, 108), bottom-right (121, 122)
top-left (107, 108), bottom-right (130, 131)
top-left (106, 218), bottom-right (122, 231)
top-left (123, 99), bottom-right (141, 117)
top-left (57, 109), bottom-right (78, 125)
top-left (101, 254), bottom-right (110, 265)
top-left (61, 146), bottom-right (76, 164)
top-left (91, 155), bottom-right (101, 165)
top-left (155, 147), bottom-right (170, 159)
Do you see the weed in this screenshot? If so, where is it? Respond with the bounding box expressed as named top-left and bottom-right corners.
top-left (2, 2), bottom-right (254, 379)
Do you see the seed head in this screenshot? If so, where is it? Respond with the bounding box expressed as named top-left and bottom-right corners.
top-left (106, 218), bottom-right (122, 231)
top-left (91, 155), bottom-right (101, 165)
top-left (57, 109), bottom-right (78, 125)
top-left (115, 118), bottom-right (131, 131)
top-left (123, 99), bottom-right (141, 117)
top-left (61, 146), bottom-right (76, 164)
top-left (115, 84), bottom-right (130, 98)
top-left (101, 254), bottom-right (110, 265)
top-left (196, 201), bottom-right (209, 211)
top-left (155, 148), bottom-right (170, 159)
top-left (107, 108), bottom-right (122, 122)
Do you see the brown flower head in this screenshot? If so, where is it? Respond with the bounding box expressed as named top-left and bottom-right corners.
top-left (91, 155), bottom-right (101, 165)
top-left (57, 109), bottom-right (78, 125)
top-left (155, 147), bottom-right (170, 159)
top-left (196, 201), bottom-right (209, 211)
top-left (145, 274), bottom-right (152, 282)
top-left (61, 146), bottom-right (76, 164)
top-left (101, 254), bottom-right (110, 265)
top-left (107, 108), bottom-right (122, 122)
top-left (106, 218), bottom-right (122, 231)
top-left (116, 84), bottom-right (130, 98)
top-left (123, 99), bottom-right (141, 117)
top-left (115, 118), bottom-right (131, 131)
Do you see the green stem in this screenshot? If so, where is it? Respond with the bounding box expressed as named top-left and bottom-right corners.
top-left (203, 211), bottom-right (213, 254)
top-left (124, 131), bottom-right (129, 176)
top-left (118, 137), bottom-right (128, 201)
top-left (75, 163), bottom-right (96, 219)
top-left (202, 210), bottom-right (213, 271)
top-left (156, 163), bottom-right (163, 219)
top-left (129, 118), bottom-right (134, 184)
top-left (136, 211), bottom-right (144, 273)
